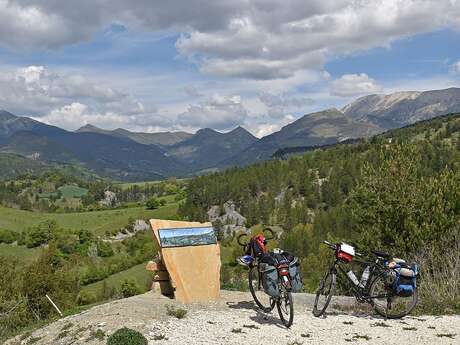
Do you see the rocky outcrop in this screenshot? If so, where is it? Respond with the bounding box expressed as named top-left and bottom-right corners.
top-left (107, 219), bottom-right (150, 241)
top-left (98, 191), bottom-right (118, 207)
top-left (208, 201), bottom-right (247, 237)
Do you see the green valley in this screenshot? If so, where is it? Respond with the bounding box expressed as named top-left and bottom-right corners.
top-left (1, 112), bottom-right (460, 342)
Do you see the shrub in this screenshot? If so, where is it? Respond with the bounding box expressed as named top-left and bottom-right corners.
top-left (76, 290), bottom-right (97, 306)
top-left (145, 197), bottom-right (160, 210)
top-left (24, 220), bottom-right (60, 248)
top-left (97, 241), bottom-right (114, 257)
top-left (165, 305), bottom-right (187, 319)
top-left (0, 229), bottom-right (18, 244)
top-left (120, 279), bottom-right (141, 298)
top-left (414, 231), bottom-right (460, 314)
top-left (107, 327), bottom-right (147, 345)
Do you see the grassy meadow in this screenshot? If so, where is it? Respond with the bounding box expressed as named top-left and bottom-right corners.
top-left (82, 262), bottom-right (153, 295)
top-left (0, 203), bottom-right (179, 236)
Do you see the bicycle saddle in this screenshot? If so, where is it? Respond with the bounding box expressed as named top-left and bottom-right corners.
top-left (371, 250), bottom-right (390, 259)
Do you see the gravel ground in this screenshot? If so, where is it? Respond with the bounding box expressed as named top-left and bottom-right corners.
top-left (6, 291), bottom-right (459, 345)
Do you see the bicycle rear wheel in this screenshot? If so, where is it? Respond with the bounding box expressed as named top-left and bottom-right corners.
top-left (249, 266), bottom-right (275, 312)
top-left (369, 273), bottom-right (418, 319)
top-left (312, 269), bottom-right (336, 317)
top-left (277, 290), bottom-right (293, 328)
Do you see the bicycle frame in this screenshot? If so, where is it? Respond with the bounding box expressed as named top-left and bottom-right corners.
top-left (329, 256), bottom-right (390, 303)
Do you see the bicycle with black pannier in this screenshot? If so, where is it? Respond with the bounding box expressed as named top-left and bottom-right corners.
top-left (237, 228), bottom-right (303, 328)
top-left (313, 240), bottom-right (419, 319)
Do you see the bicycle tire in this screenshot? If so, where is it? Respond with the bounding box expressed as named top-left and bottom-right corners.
top-left (312, 269), bottom-right (336, 317)
top-left (248, 266), bottom-right (275, 312)
top-left (369, 273), bottom-right (418, 319)
top-left (277, 291), bottom-right (294, 328)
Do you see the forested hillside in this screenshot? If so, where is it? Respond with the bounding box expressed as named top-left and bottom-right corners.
top-left (180, 113), bottom-right (460, 312)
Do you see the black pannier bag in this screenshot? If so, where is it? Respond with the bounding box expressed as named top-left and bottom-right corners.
top-left (259, 262), bottom-right (280, 297)
top-left (260, 251), bottom-right (303, 294)
top-left (288, 257), bottom-right (303, 292)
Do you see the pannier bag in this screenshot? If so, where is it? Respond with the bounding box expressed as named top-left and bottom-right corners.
top-left (336, 243), bottom-right (355, 263)
top-left (260, 251), bottom-right (303, 293)
top-left (392, 263), bottom-right (418, 297)
top-left (288, 257), bottom-right (303, 292)
top-left (259, 262), bottom-right (280, 297)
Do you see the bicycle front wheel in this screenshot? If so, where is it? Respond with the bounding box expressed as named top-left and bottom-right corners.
top-left (312, 269), bottom-right (336, 317)
top-left (277, 290), bottom-right (294, 328)
top-left (369, 273), bottom-right (418, 319)
top-left (249, 266), bottom-right (275, 312)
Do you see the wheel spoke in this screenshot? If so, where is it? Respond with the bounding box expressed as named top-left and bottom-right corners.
top-left (370, 272), bottom-right (418, 319)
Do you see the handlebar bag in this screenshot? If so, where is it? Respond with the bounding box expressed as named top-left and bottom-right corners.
top-left (259, 263), bottom-right (281, 297)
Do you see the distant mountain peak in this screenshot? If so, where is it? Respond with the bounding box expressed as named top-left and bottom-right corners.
top-left (0, 110), bottom-right (18, 121)
top-left (229, 125), bottom-right (249, 133)
top-left (195, 128), bottom-right (219, 136)
top-left (342, 87), bottom-right (460, 128)
top-left (227, 126), bottom-right (257, 140)
top-left (76, 124), bottom-right (104, 132)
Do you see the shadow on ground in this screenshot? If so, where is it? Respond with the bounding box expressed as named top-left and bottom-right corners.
top-left (226, 300), bottom-right (258, 311)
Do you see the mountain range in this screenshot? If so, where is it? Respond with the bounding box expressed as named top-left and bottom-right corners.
top-left (1, 87), bottom-right (460, 181)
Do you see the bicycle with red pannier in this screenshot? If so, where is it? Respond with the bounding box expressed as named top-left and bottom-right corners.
top-left (237, 228), bottom-right (302, 328)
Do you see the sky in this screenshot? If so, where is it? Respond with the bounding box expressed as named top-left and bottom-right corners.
top-left (1, 0), bottom-right (460, 137)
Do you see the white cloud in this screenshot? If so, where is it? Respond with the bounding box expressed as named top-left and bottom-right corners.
top-left (0, 65), bottom-right (168, 131)
top-left (451, 61), bottom-right (460, 74)
top-left (37, 102), bottom-right (172, 132)
top-left (330, 73), bottom-right (383, 97)
top-left (177, 94), bottom-right (248, 130)
top-left (248, 114), bottom-right (296, 138)
top-left (258, 92), bottom-right (314, 119)
top-left (176, 0), bottom-right (460, 80)
top-left (182, 85), bottom-right (203, 98)
top-left (1, 1), bottom-right (460, 81)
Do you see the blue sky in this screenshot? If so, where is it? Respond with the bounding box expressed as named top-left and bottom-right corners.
top-left (0, 1), bottom-right (459, 137)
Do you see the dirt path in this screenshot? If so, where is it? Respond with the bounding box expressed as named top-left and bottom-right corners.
top-left (6, 291), bottom-right (459, 345)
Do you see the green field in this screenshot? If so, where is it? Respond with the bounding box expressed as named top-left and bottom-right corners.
top-left (116, 178), bottom-right (189, 190)
top-left (58, 185), bottom-right (88, 198)
top-left (0, 203), bottom-right (179, 235)
top-left (82, 262), bottom-right (153, 295)
top-left (0, 243), bottom-right (41, 262)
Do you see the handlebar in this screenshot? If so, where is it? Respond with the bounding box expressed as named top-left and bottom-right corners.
top-left (321, 240), bottom-right (363, 257)
top-left (262, 227), bottom-right (275, 241)
top-left (322, 240), bottom-right (337, 250)
top-left (237, 233), bottom-right (249, 246)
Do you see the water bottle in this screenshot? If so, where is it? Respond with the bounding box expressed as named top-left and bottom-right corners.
top-left (347, 270), bottom-right (360, 286)
top-left (360, 266), bottom-right (370, 288)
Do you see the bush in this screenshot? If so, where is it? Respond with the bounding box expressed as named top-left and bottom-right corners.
top-left (0, 229), bottom-right (18, 244)
top-left (97, 241), bottom-right (114, 257)
top-left (166, 305), bottom-right (187, 319)
top-left (107, 327), bottom-right (147, 345)
top-left (414, 231), bottom-right (460, 314)
top-left (145, 197), bottom-right (160, 209)
top-left (350, 145), bottom-right (460, 256)
top-left (120, 279), bottom-right (141, 298)
top-left (24, 220), bottom-right (60, 248)
top-left (76, 290), bottom-right (97, 306)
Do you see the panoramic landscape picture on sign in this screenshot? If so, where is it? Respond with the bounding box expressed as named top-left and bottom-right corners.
top-left (158, 226), bottom-right (217, 248)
